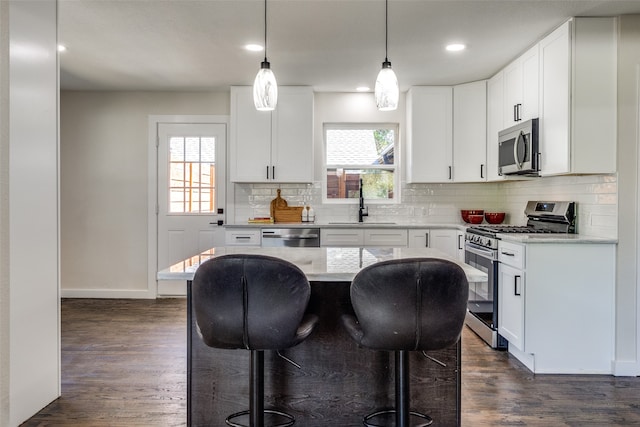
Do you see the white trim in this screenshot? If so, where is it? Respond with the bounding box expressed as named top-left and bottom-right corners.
top-left (147, 115), bottom-right (229, 299)
top-left (612, 360), bottom-right (640, 377)
top-left (635, 63), bottom-right (640, 377)
top-left (61, 289), bottom-right (155, 299)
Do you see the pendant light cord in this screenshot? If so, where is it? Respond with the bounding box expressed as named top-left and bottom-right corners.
top-left (263, 0), bottom-right (268, 62)
top-left (384, 0), bottom-right (389, 62)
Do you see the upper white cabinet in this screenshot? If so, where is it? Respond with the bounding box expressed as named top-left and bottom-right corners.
top-left (406, 86), bottom-right (453, 183)
top-left (486, 71), bottom-right (505, 181)
top-left (230, 86), bottom-right (314, 183)
top-left (503, 44), bottom-right (539, 127)
top-left (453, 81), bottom-right (487, 182)
top-left (538, 18), bottom-right (617, 176)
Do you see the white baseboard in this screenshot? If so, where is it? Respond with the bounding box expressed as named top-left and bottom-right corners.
top-left (157, 280), bottom-right (187, 297)
top-left (61, 288), bottom-right (155, 299)
top-left (612, 360), bottom-right (640, 377)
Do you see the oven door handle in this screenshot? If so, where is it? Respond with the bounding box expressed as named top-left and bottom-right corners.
top-left (464, 243), bottom-right (496, 259)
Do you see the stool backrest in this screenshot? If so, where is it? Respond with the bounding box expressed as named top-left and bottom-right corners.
top-left (193, 254), bottom-right (311, 350)
top-left (350, 258), bottom-right (469, 351)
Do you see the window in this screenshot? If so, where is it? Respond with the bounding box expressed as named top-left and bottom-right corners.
top-left (323, 124), bottom-right (398, 203)
top-left (168, 136), bottom-right (216, 213)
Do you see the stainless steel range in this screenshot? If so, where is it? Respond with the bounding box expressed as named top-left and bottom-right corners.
top-left (464, 201), bottom-right (576, 349)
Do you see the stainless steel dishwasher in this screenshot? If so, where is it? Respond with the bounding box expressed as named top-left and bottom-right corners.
top-left (261, 228), bottom-right (320, 247)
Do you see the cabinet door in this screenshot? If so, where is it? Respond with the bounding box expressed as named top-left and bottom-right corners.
top-left (429, 229), bottom-right (458, 258)
top-left (406, 87), bottom-right (453, 183)
top-left (230, 86), bottom-right (272, 182)
top-left (320, 229), bottom-right (363, 247)
top-left (539, 21), bottom-right (571, 176)
top-left (498, 263), bottom-right (525, 351)
top-left (363, 229), bottom-right (407, 247)
top-left (453, 81), bottom-right (487, 182)
top-left (486, 72), bottom-right (505, 181)
top-left (271, 87), bottom-right (314, 182)
top-left (407, 229), bottom-right (430, 248)
top-left (503, 45), bottom-right (539, 127)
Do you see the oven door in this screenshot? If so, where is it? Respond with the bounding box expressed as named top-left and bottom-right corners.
top-left (464, 242), bottom-right (507, 349)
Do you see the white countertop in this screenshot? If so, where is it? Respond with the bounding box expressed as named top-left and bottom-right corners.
top-left (157, 246), bottom-right (487, 283)
top-left (226, 222), bottom-right (468, 230)
top-left (498, 233), bottom-right (617, 244)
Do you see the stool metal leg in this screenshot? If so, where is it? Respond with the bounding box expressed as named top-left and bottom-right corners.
top-left (362, 350), bottom-right (433, 427)
top-left (396, 350), bottom-right (410, 427)
top-left (251, 350), bottom-right (265, 427)
top-left (225, 350), bottom-right (295, 427)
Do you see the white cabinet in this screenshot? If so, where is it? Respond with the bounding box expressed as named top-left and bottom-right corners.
top-left (538, 18), bottom-right (617, 176)
top-left (503, 45), bottom-right (539, 127)
top-left (230, 86), bottom-right (314, 183)
top-left (498, 241), bottom-right (526, 351)
top-left (486, 71), bottom-right (505, 181)
top-left (498, 262), bottom-right (525, 351)
top-left (224, 228), bottom-right (261, 246)
top-left (408, 228), bottom-right (461, 259)
top-left (407, 229), bottom-right (430, 248)
top-left (429, 228), bottom-right (459, 258)
top-left (363, 229), bottom-right (408, 247)
top-left (406, 87), bottom-right (453, 183)
top-left (321, 228), bottom-right (407, 247)
top-left (497, 239), bottom-right (615, 374)
top-left (453, 81), bottom-right (487, 182)
top-left (321, 229), bottom-right (363, 247)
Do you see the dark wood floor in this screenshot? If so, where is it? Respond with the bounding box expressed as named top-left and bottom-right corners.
top-left (22, 298), bottom-right (640, 426)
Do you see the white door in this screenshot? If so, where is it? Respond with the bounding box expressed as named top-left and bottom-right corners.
top-left (157, 123), bottom-right (226, 294)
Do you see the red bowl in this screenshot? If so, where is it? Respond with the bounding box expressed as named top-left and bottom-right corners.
top-left (485, 212), bottom-right (506, 224)
top-left (461, 209), bottom-right (484, 223)
top-left (467, 214), bottom-right (484, 224)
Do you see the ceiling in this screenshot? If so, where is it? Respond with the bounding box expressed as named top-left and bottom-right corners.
top-left (58, 0), bottom-right (640, 92)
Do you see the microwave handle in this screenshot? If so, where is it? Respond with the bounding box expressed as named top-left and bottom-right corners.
top-left (513, 130), bottom-right (525, 169)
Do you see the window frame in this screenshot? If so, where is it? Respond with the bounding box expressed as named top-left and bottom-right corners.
top-left (322, 122), bottom-right (400, 205)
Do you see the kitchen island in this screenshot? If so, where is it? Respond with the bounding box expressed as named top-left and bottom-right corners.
top-left (159, 246), bottom-right (486, 427)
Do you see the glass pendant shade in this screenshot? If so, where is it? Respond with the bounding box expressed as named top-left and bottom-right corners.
top-left (253, 60), bottom-right (278, 111)
top-left (375, 61), bottom-right (399, 111)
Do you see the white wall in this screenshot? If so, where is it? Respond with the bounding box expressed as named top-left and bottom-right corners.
top-left (615, 14), bottom-right (640, 376)
top-left (60, 91), bottom-right (228, 297)
top-left (2, 0), bottom-right (60, 425)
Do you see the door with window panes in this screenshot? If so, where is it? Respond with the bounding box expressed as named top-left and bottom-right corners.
top-left (157, 123), bottom-right (226, 271)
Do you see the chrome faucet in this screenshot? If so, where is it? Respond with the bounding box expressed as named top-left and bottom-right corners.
top-left (358, 178), bottom-right (368, 222)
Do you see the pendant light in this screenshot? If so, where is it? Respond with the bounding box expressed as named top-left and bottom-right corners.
top-left (253, 0), bottom-right (278, 111)
top-left (375, 0), bottom-right (399, 111)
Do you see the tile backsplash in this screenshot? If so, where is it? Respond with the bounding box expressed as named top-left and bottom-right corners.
top-left (231, 174), bottom-right (617, 238)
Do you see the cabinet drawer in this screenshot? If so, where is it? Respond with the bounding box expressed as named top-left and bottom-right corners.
top-left (225, 229), bottom-right (261, 246)
top-left (498, 241), bottom-right (525, 269)
top-left (363, 229), bottom-right (407, 247)
top-left (320, 229), bottom-right (364, 247)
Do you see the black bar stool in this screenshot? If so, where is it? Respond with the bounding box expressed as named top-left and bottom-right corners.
top-left (192, 254), bottom-right (318, 427)
top-left (342, 258), bottom-right (469, 427)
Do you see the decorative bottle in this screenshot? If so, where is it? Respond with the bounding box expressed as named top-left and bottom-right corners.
top-left (302, 206), bottom-right (309, 222)
top-left (307, 206), bottom-right (315, 223)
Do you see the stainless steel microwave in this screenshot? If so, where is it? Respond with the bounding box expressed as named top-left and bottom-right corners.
top-left (498, 118), bottom-right (539, 176)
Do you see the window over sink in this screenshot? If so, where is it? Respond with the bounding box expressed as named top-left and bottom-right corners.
top-left (323, 123), bottom-right (399, 203)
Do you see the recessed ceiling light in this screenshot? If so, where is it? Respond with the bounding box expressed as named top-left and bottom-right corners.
top-left (356, 86), bottom-right (371, 92)
top-left (446, 43), bottom-right (466, 52)
top-left (245, 44), bottom-right (264, 52)
top-left (57, 44), bottom-right (67, 52)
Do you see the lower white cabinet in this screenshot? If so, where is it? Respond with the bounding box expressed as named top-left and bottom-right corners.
top-left (321, 228), bottom-right (407, 247)
top-left (497, 239), bottom-right (615, 374)
top-left (408, 228), bottom-right (462, 260)
top-left (224, 228), bottom-right (261, 247)
top-left (498, 262), bottom-right (525, 351)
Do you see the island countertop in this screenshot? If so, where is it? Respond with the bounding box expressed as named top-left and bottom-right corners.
top-left (158, 246), bottom-right (487, 283)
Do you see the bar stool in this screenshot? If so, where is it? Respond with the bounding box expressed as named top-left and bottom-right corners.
top-left (342, 258), bottom-right (469, 427)
top-left (192, 254), bottom-right (318, 427)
